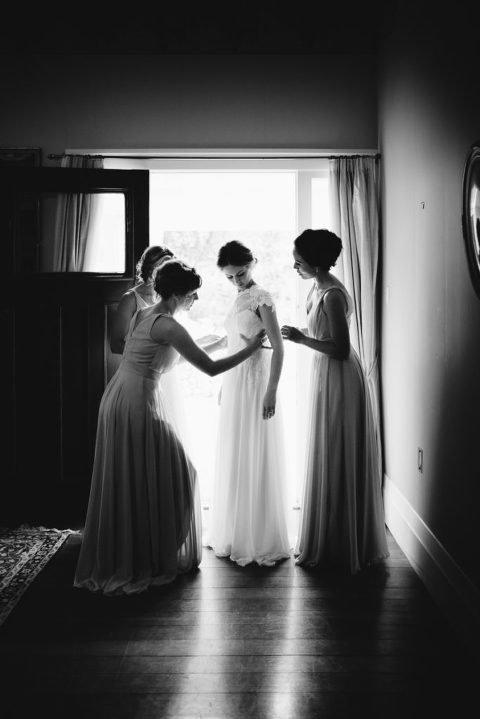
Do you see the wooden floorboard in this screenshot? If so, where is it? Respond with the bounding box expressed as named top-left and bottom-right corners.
top-left (0, 530), bottom-right (477, 719)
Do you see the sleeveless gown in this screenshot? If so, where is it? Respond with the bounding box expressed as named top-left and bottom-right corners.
top-left (295, 281), bottom-right (389, 574)
top-left (131, 288), bottom-right (183, 418)
top-left (207, 285), bottom-right (291, 566)
top-left (74, 311), bottom-right (202, 594)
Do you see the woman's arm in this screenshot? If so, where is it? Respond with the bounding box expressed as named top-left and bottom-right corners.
top-left (176, 334), bottom-right (227, 364)
top-left (151, 316), bottom-right (264, 376)
top-left (109, 292), bottom-right (137, 354)
top-left (258, 304), bottom-right (284, 419)
top-left (281, 290), bottom-right (350, 360)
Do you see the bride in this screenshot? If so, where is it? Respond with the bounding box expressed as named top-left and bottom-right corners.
top-left (207, 241), bottom-right (291, 566)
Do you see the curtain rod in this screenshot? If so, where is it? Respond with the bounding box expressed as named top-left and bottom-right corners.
top-left (48, 152), bottom-right (380, 160)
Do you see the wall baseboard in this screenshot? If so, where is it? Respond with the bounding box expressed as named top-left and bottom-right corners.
top-left (384, 475), bottom-right (480, 649)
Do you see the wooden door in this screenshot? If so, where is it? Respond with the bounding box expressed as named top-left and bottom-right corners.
top-left (0, 167), bottom-right (149, 527)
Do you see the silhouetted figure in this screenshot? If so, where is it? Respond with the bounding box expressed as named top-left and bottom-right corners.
top-left (282, 229), bottom-right (389, 573)
top-left (75, 259), bottom-right (265, 594)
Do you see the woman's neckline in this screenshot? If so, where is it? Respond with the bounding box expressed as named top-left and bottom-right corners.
top-left (131, 308), bottom-right (173, 333)
top-left (237, 280), bottom-right (257, 294)
top-left (314, 279), bottom-right (339, 292)
top-left (134, 283), bottom-right (158, 302)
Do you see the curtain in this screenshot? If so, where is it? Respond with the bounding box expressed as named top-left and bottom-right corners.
top-left (52, 154), bottom-right (104, 271)
top-left (329, 156), bottom-right (383, 475)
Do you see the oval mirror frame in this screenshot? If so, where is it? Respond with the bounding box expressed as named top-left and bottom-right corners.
top-left (462, 142), bottom-right (480, 298)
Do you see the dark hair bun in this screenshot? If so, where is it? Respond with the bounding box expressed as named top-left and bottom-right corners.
top-left (294, 229), bottom-right (342, 271)
top-left (154, 259), bottom-right (202, 299)
top-left (217, 240), bottom-right (254, 268)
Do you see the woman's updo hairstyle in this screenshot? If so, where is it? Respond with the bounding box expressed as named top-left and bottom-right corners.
top-left (217, 240), bottom-right (254, 268)
top-left (136, 244), bottom-right (174, 283)
top-left (294, 229), bottom-right (342, 271)
top-left (154, 259), bottom-right (202, 299)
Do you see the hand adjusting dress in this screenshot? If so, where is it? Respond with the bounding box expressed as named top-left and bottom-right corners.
top-left (74, 311), bottom-right (202, 594)
top-left (295, 282), bottom-right (389, 574)
top-left (207, 285), bottom-right (291, 566)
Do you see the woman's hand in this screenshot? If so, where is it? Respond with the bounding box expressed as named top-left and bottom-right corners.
top-left (281, 325), bottom-right (306, 344)
top-left (263, 389), bottom-right (276, 420)
top-left (241, 329), bottom-right (267, 350)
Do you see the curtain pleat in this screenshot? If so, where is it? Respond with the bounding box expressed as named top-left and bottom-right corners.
top-left (52, 155), bottom-right (104, 271)
top-left (328, 156), bottom-right (383, 477)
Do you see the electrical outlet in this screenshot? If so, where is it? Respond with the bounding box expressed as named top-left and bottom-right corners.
top-left (417, 447), bottom-right (424, 473)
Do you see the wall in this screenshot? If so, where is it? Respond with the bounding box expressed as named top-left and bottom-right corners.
top-left (378, 2), bottom-right (480, 640)
top-left (0, 53), bottom-right (377, 157)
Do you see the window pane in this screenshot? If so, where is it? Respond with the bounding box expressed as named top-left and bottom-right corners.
top-left (311, 176), bottom-right (331, 229)
top-left (82, 194), bottom-right (126, 273)
top-left (150, 172), bottom-right (296, 232)
top-left (14, 191), bottom-right (126, 273)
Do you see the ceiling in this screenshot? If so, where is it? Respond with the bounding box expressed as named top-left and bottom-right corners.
top-left (1, 2), bottom-right (399, 55)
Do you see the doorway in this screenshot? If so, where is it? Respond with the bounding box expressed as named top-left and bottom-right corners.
top-left (147, 167), bottom-right (331, 542)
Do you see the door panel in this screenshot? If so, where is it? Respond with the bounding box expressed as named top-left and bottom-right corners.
top-left (15, 302), bottom-right (63, 497)
top-left (0, 167), bottom-right (149, 526)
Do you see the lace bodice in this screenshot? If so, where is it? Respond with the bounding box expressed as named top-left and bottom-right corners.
top-left (224, 285), bottom-right (274, 350)
top-left (223, 285), bottom-right (274, 381)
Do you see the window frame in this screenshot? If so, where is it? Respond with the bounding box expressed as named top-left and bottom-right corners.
top-left (1, 166), bottom-right (149, 281)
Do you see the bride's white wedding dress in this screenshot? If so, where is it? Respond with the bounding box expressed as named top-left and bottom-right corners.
top-left (207, 284), bottom-right (291, 566)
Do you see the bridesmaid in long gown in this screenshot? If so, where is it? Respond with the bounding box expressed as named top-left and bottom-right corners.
top-left (74, 259), bottom-right (265, 595)
top-left (281, 229), bottom-right (389, 574)
top-left (207, 241), bottom-right (291, 567)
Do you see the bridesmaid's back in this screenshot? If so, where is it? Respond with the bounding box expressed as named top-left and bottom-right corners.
top-left (123, 312), bottom-right (179, 376)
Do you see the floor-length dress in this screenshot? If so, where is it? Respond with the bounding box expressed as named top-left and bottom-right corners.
top-left (74, 311), bottom-right (202, 594)
top-left (207, 285), bottom-right (291, 566)
top-left (295, 281), bottom-right (389, 574)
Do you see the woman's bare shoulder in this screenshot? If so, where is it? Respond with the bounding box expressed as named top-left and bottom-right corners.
top-left (322, 285), bottom-right (349, 312)
top-left (116, 289), bottom-right (137, 309)
top-left (150, 313), bottom-right (184, 333)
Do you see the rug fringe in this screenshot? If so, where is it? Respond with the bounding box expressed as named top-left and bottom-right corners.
top-left (16, 524), bottom-right (80, 534)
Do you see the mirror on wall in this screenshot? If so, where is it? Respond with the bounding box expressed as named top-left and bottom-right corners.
top-left (13, 190), bottom-right (126, 273)
top-left (462, 142), bottom-right (480, 298)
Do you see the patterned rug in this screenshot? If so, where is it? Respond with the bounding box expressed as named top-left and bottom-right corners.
top-left (0, 525), bottom-right (73, 626)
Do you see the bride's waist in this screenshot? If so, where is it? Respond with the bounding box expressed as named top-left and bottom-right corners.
top-left (228, 348), bottom-right (269, 368)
